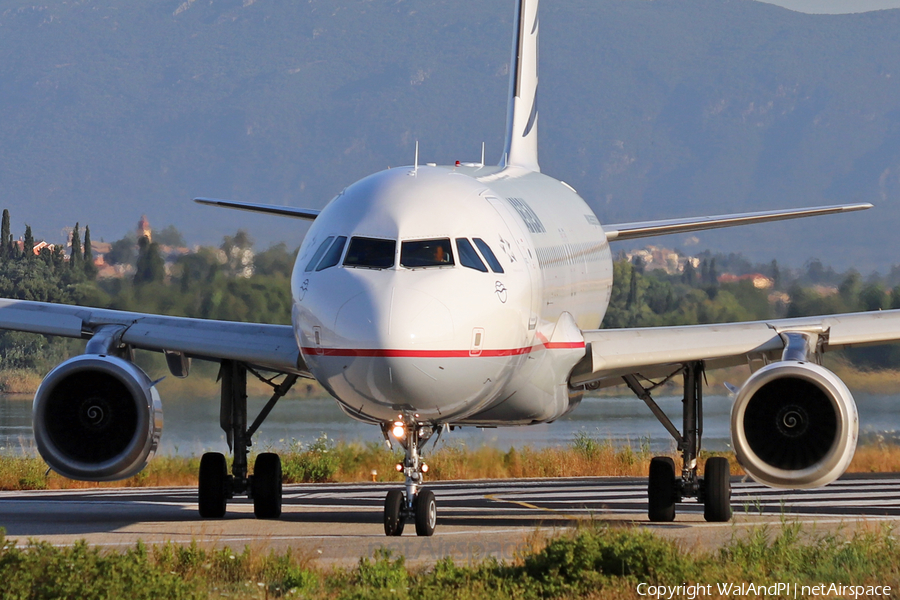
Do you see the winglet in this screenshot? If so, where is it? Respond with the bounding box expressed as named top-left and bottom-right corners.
top-left (500, 0), bottom-right (540, 172)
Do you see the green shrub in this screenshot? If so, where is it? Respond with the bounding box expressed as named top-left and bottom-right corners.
top-left (0, 534), bottom-right (201, 600)
top-left (282, 434), bottom-right (338, 483)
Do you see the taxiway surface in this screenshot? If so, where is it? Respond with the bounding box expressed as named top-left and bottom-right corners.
top-left (1, 475), bottom-right (898, 565)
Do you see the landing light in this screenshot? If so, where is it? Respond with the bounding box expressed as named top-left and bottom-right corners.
top-left (392, 422), bottom-right (405, 439)
top-left (421, 463), bottom-right (429, 473)
top-left (395, 463), bottom-right (403, 472)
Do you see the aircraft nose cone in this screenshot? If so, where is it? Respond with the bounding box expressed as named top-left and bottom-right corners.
top-left (334, 286), bottom-right (453, 347)
top-left (304, 278), bottom-right (507, 422)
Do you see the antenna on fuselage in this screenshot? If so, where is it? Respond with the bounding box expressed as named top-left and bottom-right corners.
top-left (480, 142), bottom-right (485, 167)
top-left (414, 140), bottom-right (419, 175)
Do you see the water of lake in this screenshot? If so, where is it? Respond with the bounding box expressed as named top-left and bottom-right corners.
top-left (3, 392), bottom-right (899, 456)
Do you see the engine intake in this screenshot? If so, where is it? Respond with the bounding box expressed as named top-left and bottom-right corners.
top-left (731, 361), bottom-right (857, 489)
top-left (33, 355), bottom-right (163, 481)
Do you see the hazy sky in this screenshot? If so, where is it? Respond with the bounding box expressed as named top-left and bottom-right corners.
top-left (757, 0), bottom-right (900, 13)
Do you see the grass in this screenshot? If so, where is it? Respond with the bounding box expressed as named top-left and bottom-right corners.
top-left (2, 431), bottom-right (900, 491)
top-left (0, 366), bottom-right (329, 399)
top-left (0, 369), bottom-right (43, 395)
top-left (0, 519), bottom-right (897, 599)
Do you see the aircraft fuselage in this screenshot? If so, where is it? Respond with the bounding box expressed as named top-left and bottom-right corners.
top-left (291, 164), bottom-right (613, 426)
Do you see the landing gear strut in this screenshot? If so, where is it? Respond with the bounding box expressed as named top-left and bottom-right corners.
top-left (382, 417), bottom-right (438, 536)
top-left (197, 360), bottom-right (298, 519)
top-left (625, 361), bottom-right (732, 522)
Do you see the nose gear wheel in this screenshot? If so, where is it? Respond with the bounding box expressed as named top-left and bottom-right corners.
top-left (381, 417), bottom-right (439, 536)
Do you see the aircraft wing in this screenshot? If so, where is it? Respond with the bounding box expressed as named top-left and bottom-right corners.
top-left (603, 203), bottom-right (871, 242)
top-left (194, 197), bottom-right (320, 221)
top-left (0, 298), bottom-right (308, 376)
top-left (569, 309), bottom-right (900, 388)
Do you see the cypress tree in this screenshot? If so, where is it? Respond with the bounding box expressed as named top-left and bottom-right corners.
top-left (708, 258), bottom-right (718, 286)
top-left (70, 223), bottom-right (82, 270)
top-left (682, 261), bottom-right (696, 285)
top-left (1, 210), bottom-right (10, 259)
top-left (83, 225), bottom-right (98, 279)
top-left (23, 225), bottom-right (34, 259)
top-left (134, 235), bottom-right (165, 284)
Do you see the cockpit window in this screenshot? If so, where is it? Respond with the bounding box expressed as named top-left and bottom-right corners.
top-left (315, 236), bottom-right (347, 271)
top-left (473, 238), bottom-right (504, 273)
top-left (343, 237), bottom-right (396, 269)
top-left (400, 239), bottom-right (454, 268)
top-left (456, 238), bottom-right (487, 272)
top-left (304, 236), bottom-right (334, 272)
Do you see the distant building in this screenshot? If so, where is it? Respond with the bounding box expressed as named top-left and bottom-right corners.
top-left (812, 285), bottom-right (839, 297)
top-left (768, 291), bottom-right (791, 308)
top-left (717, 273), bottom-right (774, 289)
top-left (90, 241), bottom-right (112, 266)
top-left (30, 241), bottom-right (58, 256)
top-left (137, 215), bottom-right (152, 242)
top-left (624, 245), bottom-right (698, 274)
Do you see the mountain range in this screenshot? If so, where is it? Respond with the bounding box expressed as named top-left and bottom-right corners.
top-left (1, 0), bottom-right (899, 270)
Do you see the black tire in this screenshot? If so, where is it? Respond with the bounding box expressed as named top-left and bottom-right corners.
top-left (199, 452), bottom-right (228, 518)
top-left (384, 490), bottom-right (405, 536)
top-left (414, 489), bottom-right (437, 537)
top-left (648, 456), bottom-right (677, 522)
top-left (703, 457), bottom-right (732, 522)
top-left (252, 452), bottom-right (283, 519)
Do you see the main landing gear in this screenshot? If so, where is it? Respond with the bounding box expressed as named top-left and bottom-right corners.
top-left (625, 361), bottom-right (732, 523)
top-left (198, 360), bottom-right (298, 520)
top-left (382, 417), bottom-right (439, 536)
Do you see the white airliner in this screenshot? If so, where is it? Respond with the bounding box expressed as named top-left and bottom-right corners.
top-left (4, 0), bottom-right (899, 536)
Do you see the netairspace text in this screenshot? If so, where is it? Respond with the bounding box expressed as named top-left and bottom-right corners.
top-left (636, 582), bottom-right (892, 599)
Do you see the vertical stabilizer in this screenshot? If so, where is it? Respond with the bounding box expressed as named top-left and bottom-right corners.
top-left (501, 0), bottom-right (540, 172)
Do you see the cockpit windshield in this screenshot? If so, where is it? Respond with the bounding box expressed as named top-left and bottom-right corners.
top-left (473, 238), bottom-right (504, 273)
top-left (400, 239), bottom-right (454, 268)
top-left (456, 238), bottom-right (487, 272)
top-left (343, 237), bottom-right (396, 269)
top-left (304, 236), bottom-right (334, 272)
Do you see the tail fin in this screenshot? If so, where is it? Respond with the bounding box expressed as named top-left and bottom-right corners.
top-left (501, 0), bottom-right (540, 172)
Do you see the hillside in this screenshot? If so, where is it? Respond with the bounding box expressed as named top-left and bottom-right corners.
top-left (1, 0), bottom-right (899, 269)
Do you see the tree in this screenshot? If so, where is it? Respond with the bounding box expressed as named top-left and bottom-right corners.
top-left (106, 234), bottom-right (137, 266)
top-left (838, 270), bottom-right (861, 309)
top-left (253, 243), bottom-right (296, 278)
top-left (155, 224), bottom-right (186, 247)
top-left (83, 225), bottom-right (98, 279)
top-left (1, 209), bottom-right (10, 259)
top-left (134, 235), bottom-right (165, 285)
top-left (859, 284), bottom-right (885, 312)
top-left (70, 222), bottom-right (83, 271)
top-left (23, 225), bottom-right (34, 260)
top-left (221, 230), bottom-right (255, 278)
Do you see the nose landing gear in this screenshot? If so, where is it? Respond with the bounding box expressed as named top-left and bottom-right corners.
top-left (382, 417), bottom-right (439, 536)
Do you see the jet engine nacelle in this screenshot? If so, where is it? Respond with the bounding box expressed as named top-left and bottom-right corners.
top-left (731, 361), bottom-right (858, 489)
top-left (32, 355), bottom-right (163, 481)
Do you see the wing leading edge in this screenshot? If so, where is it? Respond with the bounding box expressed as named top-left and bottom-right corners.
top-left (195, 197), bottom-right (320, 221)
top-left (603, 203), bottom-right (872, 242)
top-left (0, 299), bottom-right (308, 376)
top-left (570, 309), bottom-right (900, 388)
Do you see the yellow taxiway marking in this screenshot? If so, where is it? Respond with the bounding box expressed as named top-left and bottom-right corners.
top-left (484, 494), bottom-right (588, 521)
top-left (484, 494), bottom-right (549, 512)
